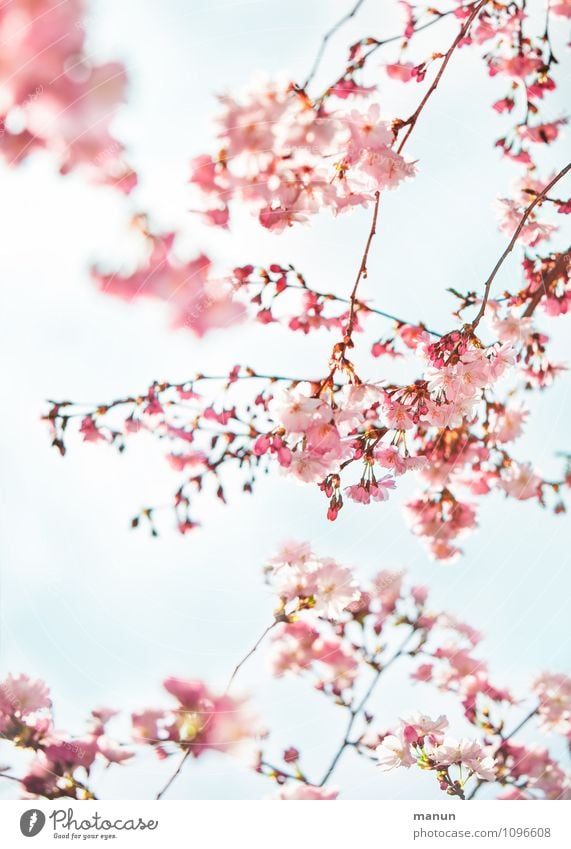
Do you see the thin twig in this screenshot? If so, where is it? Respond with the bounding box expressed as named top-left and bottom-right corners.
top-left (225, 619), bottom-right (280, 694)
top-left (303, 0), bottom-right (367, 89)
top-left (347, 189), bottom-right (382, 337)
top-left (472, 162), bottom-right (571, 328)
top-left (466, 706), bottom-right (539, 800)
top-left (318, 627), bottom-right (415, 785)
top-left (501, 706), bottom-right (539, 744)
top-left (256, 280), bottom-right (443, 336)
top-left (322, 4), bottom-right (484, 379)
top-left (156, 748), bottom-right (192, 800)
top-left (396, 0), bottom-right (488, 155)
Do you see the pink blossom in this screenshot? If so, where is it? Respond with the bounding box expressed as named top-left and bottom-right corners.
top-left (269, 386), bottom-right (332, 433)
top-left (533, 672), bottom-right (571, 736)
top-left (0, 674), bottom-right (51, 718)
top-left (310, 558), bottom-right (360, 619)
top-left (286, 451), bottom-right (334, 483)
top-left (433, 738), bottom-right (497, 781)
top-left (490, 405), bottom-right (528, 443)
top-left (551, 0), bottom-right (571, 16)
top-left (385, 63), bottom-right (416, 82)
top-left (376, 733), bottom-right (416, 770)
top-left (97, 736), bottom-right (135, 764)
top-left (500, 462), bottom-right (542, 500)
top-left (276, 784), bottom-right (339, 799)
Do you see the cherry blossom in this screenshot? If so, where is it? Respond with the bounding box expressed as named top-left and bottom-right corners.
top-left (2, 542), bottom-right (569, 800)
top-left (0, 0), bottom-right (134, 188)
top-left (3, 0), bottom-right (570, 806)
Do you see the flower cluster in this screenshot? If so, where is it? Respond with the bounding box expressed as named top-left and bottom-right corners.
top-left (0, 0), bottom-right (134, 189)
top-left (2, 544), bottom-right (570, 800)
top-left (45, 277), bottom-right (570, 558)
top-left (376, 714), bottom-right (496, 798)
top-left (92, 220), bottom-right (244, 334)
top-left (190, 85), bottom-right (416, 232)
top-left (132, 677), bottom-right (264, 764)
top-left (257, 541), bottom-right (570, 801)
top-left (0, 674), bottom-right (133, 799)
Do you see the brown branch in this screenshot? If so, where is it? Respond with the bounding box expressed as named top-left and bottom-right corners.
top-left (521, 249), bottom-right (571, 319)
top-left (347, 189), bottom-right (382, 338)
top-left (396, 0), bottom-right (488, 155)
top-left (321, 4), bottom-right (486, 385)
top-left (466, 706), bottom-right (539, 800)
top-left (472, 162), bottom-right (571, 328)
top-left (318, 627), bottom-right (415, 785)
top-left (317, 189), bottom-right (381, 391)
top-left (303, 0), bottom-right (367, 89)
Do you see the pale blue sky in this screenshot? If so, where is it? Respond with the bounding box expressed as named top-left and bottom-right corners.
top-left (0, 0), bottom-right (570, 799)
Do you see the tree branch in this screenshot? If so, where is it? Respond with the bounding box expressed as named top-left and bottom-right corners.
top-left (396, 0), bottom-right (488, 155)
top-left (471, 162), bottom-right (571, 328)
top-left (303, 0), bottom-right (367, 89)
top-left (318, 627), bottom-right (415, 785)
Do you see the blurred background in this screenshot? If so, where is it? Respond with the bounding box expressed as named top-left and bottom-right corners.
top-left (0, 0), bottom-right (570, 799)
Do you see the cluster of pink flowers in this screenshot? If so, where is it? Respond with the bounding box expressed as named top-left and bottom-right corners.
top-left (0, 0), bottom-right (134, 189)
top-left (532, 673), bottom-right (571, 737)
top-left (494, 741), bottom-right (571, 801)
top-left (496, 175), bottom-right (560, 248)
top-left (45, 284), bottom-right (570, 555)
top-left (376, 714), bottom-right (496, 797)
top-left (258, 542), bottom-right (570, 800)
top-left (266, 541), bottom-right (360, 619)
top-left (0, 673), bottom-right (133, 799)
top-left (3, 541), bottom-right (571, 800)
top-left (190, 83), bottom-right (415, 232)
top-left (132, 677), bottom-right (264, 761)
top-left (37, 0), bottom-right (569, 561)
top-left (0, 672), bottom-right (263, 800)
top-left (92, 221), bottom-right (244, 334)
top-left (481, 4), bottom-right (565, 169)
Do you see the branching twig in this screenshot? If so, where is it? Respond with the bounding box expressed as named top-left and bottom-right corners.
top-left (472, 162), bottom-right (571, 328)
top-left (318, 627), bottom-right (415, 785)
top-left (396, 0), bottom-right (488, 154)
top-left (303, 0), bottom-right (367, 89)
top-left (466, 706), bottom-right (539, 800)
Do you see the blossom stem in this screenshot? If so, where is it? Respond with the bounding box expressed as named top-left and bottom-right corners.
top-left (472, 162), bottom-right (571, 328)
top-left (347, 190), bottom-right (381, 335)
top-left (501, 705), bottom-right (539, 743)
top-left (225, 619), bottom-right (281, 693)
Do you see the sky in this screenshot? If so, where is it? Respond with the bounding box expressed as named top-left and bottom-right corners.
top-left (0, 0), bottom-right (570, 800)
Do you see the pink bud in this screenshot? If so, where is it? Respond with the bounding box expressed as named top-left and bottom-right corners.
top-left (253, 435), bottom-right (270, 456)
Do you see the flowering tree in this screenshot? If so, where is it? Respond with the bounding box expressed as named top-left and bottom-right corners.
top-left (1, 543), bottom-right (570, 799)
top-left (1, 0), bottom-right (570, 800)
top-left (42, 0), bottom-right (570, 560)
